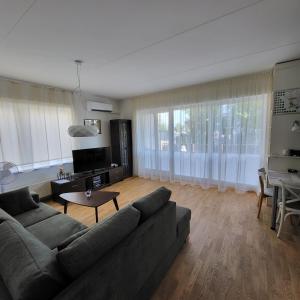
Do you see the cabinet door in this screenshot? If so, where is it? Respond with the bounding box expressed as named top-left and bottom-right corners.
top-left (110, 119), bottom-right (132, 178)
top-left (109, 166), bottom-right (124, 184)
top-left (110, 120), bottom-right (121, 165)
top-left (120, 121), bottom-right (128, 164)
top-left (125, 121), bottom-right (132, 176)
top-left (120, 121), bottom-right (132, 177)
top-left (64, 180), bottom-right (86, 192)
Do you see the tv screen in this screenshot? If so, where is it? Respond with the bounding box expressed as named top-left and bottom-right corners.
top-left (72, 147), bottom-right (111, 173)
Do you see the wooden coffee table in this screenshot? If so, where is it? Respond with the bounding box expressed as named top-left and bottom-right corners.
top-left (59, 190), bottom-right (120, 223)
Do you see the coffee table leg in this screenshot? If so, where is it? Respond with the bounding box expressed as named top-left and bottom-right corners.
top-left (113, 197), bottom-right (119, 211)
top-left (95, 207), bottom-right (99, 223)
top-left (64, 201), bottom-right (68, 214)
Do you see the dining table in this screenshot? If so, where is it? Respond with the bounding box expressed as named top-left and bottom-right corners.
top-left (267, 170), bottom-right (300, 230)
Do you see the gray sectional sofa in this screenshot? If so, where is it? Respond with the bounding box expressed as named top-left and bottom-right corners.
top-left (0, 186), bottom-right (191, 300)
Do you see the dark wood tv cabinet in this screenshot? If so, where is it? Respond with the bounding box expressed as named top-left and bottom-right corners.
top-left (51, 166), bottom-right (124, 204)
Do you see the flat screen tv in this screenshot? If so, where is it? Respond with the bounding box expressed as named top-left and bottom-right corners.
top-left (72, 147), bottom-right (111, 173)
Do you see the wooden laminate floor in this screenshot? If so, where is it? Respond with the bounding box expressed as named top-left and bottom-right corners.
top-left (48, 177), bottom-right (300, 300)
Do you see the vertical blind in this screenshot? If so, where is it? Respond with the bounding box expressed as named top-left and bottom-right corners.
top-left (0, 79), bottom-right (74, 171)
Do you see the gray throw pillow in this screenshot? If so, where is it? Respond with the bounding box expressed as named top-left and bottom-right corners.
top-left (57, 205), bottom-right (140, 279)
top-left (0, 220), bottom-right (65, 300)
top-left (0, 187), bottom-right (38, 216)
top-left (30, 191), bottom-right (40, 203)
top-left (132, 186), bottom-right (171, 222)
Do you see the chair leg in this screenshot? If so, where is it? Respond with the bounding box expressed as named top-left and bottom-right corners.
top-left (257, 193), bottom-right (261, 207)
top-left (290, 215), bottom-right (294, 226)
top-left (257, 195), bottom-right (264, 218)
top-left (276, 208), bottom-right (281, 224)
top-left (277, 209), bottom-right (285, 238)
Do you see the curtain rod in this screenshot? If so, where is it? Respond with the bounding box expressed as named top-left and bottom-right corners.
top-left (0, 76), bottom-right (117, 101)
top-left (0, 76), bottom-right (73, 93)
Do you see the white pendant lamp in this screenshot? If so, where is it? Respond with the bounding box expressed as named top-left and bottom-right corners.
top-left (68, 125), bottom-right (98, 137)
top-left (68, 60), bottom-right (98, 137)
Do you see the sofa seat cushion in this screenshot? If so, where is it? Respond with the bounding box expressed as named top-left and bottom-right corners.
top-left (14, 202), bottom-right (60, 227)
top-left (0, 208), bottom-right (20, 224)
top-left (57, 205), bottom-right (140, 279)
top-left (176, 206), bottom-right (191, 237)
top-left (132, 187), bottom-right (171, 222)
top-left (0, 220), bottom-right (65, 300)
top-left (26, 213), bottom-right (87, 249)
top-left (0, 187), bottom-right (38, 216)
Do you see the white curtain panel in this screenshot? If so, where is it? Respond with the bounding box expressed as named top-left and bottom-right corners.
top-left (0, 79), bottom-right (74, 171)
top-left (134, 71), bottom-right (272, 192)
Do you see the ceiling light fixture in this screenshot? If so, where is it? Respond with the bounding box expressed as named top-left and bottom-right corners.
top-left (68, 60), bottom-right (98, 137)
top-left (74, 59), bottom-right (83, 95)
top-left (68, 125), bottom-right (98, 137)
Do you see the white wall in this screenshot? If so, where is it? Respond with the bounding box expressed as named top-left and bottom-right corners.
top-left (268, 59), bottom-right (300, 172)
top-left (120, 98), bottom-right (134, 120)
top-left (72, 93), bottom-right (121, 150)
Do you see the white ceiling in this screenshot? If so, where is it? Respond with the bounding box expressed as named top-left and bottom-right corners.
top-left (0, 0), bottom-right (299, 99)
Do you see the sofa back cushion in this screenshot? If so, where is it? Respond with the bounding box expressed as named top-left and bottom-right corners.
top-left (0, 220), bottom-right (65, 300)
top-left (57, 205), bottom-right (140, 279)
top-left (53, 201), bottom-right (177, 300)
top-left (132, 187), bottom-right (171, 222)
top-left (0, 187), bottom-right (38, 216)
top-left (57, 228), bottom-right (90, 251)
top-left (0, 208), bottom-right (20, 224)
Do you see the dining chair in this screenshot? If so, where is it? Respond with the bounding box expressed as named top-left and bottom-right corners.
top-left (277, 181), bottom-right (300, 238)
top-left (257, 168), bottom-right (273, 218)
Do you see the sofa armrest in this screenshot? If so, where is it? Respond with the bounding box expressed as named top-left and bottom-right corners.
top-left (30, 191), bottom-right (40, 203)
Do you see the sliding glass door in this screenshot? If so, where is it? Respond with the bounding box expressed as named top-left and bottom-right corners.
top-left (136, 94), bottom-right (268, 191)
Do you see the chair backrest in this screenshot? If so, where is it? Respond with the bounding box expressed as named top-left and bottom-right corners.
top-left (280, 180), bottom-right (300, 209)
top-left (258, 168), bottom-right (266, 195)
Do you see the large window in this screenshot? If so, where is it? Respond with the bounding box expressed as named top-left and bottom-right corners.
top-left (0, 81), bottom-right (74, 171)
top-left (136, 95), bottom-right (268, 191)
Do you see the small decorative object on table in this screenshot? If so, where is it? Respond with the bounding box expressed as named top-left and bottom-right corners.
top-left (85, 189), bottom-right (92, 198)
top-left (57, 167), bottom-right (65, 180)
top-left (57, 167), bottom-right (72, 180)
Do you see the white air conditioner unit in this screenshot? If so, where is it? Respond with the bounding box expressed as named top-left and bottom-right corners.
top-left (87, 101), bottom-right (113, 112)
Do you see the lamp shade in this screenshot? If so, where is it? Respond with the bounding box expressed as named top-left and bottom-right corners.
top-left (68, 125), bottom-right (98, 137)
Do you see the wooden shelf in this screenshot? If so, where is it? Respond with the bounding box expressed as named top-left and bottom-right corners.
top-left (269, 155), bottom-right (300, 159)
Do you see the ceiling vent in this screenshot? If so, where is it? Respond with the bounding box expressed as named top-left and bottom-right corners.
top-left (87, 101), bottom-right (113, 112)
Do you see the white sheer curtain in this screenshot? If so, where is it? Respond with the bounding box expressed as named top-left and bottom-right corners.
top-left (0, 79), bottom-right (74, 171)
top-left (134, 72), bottom-right (272, 192)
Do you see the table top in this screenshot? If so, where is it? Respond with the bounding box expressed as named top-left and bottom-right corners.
top-left (268, 170), bottom-right (300, 187)
top-left (59, 190), bottom-right (120, 207)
